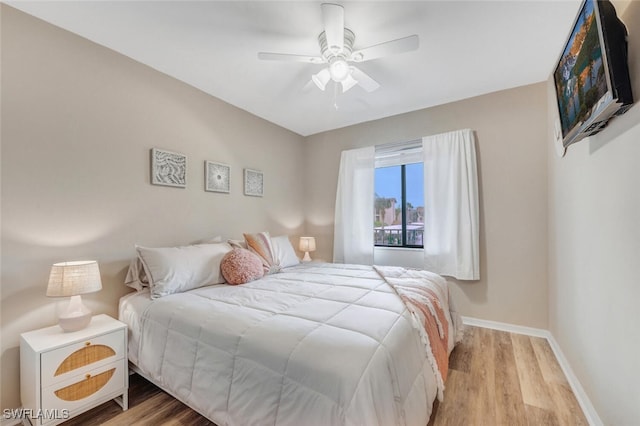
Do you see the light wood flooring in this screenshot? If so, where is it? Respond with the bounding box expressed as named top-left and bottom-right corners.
top-left (63, 326), bottom-right (588, 426)
top-left (427, 326), bottom-right (588, 425)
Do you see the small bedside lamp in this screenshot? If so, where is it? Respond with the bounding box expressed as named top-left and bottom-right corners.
top-left (299, 237), bottom-right (316, 262)
top-left (46, 260), bottom-right (102, 332)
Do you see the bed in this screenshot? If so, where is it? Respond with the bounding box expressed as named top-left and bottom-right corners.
top-left (119, 260), bottom-right (462, 426)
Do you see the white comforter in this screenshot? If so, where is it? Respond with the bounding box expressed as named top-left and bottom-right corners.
top-left (131, 263), bottom-right (460, 426)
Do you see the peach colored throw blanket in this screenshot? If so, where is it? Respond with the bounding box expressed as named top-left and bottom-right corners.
top-left (374, 266), bottom-right (460, 401)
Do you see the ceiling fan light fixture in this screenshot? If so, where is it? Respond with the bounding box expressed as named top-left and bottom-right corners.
top-left (341, 73), bottom-right (358, 92)
top-left (329, 57), bottom-right (350, 82)
top-left (258, 4), bottom-right (418, 96)
top-left (312, 68), bottom-right (331, 91)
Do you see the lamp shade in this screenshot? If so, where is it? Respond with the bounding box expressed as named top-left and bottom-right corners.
top-left (312, 68), bottom-right (331, 91)
top-left (341, 73), bottom-right (358, 93)
top-left (299, 237), bottom-right (317, 253)
top-left (46, 261), bottom-right (102, 297)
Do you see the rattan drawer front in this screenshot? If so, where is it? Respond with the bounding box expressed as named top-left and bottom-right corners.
top-left (42, 361), bottom-right (126, 417)
top-left (41, 329), bottom-right (125, 387)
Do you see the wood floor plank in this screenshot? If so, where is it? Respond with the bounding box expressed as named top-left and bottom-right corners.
top-left (530, 336), bottom-right (568, 385)
top-left (100, 393), bottom-right (169, 426)
top-left (60, 400), bottom-right (122, 426)
top-left (511, 333), bottom-right (553, 410)
top-left (493, 330), bottom-right (528, 426)
top-left (549, 381), bottom-right (590, 426)
top-left (525, 403), bottom-right (561, 426)
top-left (448, 324), bottom-right (474, 373)
top-left (128, 397), bottom-right (190, 426)
top-left (530, 336), bottom-right (589, 425)
top-left (469, 327), bottom-right (497, 423)
top-left (426, 325), bottom-right (476, 426)
top-left (428, 369), bottom-right (472, 426)
top-left (62, 326), bottom-right (589, 426)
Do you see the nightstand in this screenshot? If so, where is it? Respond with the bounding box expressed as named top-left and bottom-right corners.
top-left (20, 314), bottom-right (128, 426)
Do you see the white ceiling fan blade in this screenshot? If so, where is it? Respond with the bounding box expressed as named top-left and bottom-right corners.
top-left (302, 79), bottom-right (316, 93)
top-left (351, 66), bottom-right (380, 92)
top-left (351, 35), bottom-right (419, 62)
top-left (258, 52), bottom-right (324, 64)
top-left (321, 3), bottom-right (344, 53)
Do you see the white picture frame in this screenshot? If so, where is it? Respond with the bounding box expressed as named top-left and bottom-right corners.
top-left (151, 148), bottom-right (187, 188)
top-left (205, 161), bottom-right (231, 193)
top-left (244, 168), bottom-right (264, 197)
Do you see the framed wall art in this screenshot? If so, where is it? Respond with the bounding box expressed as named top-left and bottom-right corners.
top-left (244, 168), bottom-right (264, 197)
top-left (205, 161), bottom-right (230, 193)
top-left (151, 148), bottom-right (187, 188)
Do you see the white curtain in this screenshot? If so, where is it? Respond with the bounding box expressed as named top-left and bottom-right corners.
top-left (422, 129), bottom-right (480, 280)
top-left (333, 146), bottom-right (375, 265)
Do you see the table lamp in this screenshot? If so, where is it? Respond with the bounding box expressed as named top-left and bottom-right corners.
top-left (299, 237), bottom-right (316, 262)
top-left (46, 260), bottom-right (102, 332)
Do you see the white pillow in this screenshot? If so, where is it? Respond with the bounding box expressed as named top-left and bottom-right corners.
top-left (199, 235), bottom-right (223, 244)
top-left (271, 235), bottom-right (300, 268)
top-left (136, 242), bottom-right (232, 299)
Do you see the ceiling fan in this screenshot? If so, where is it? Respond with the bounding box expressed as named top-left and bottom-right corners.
top-left (258, 3), bottom-right (419, 93)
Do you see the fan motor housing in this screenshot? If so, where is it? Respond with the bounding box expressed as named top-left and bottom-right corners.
top-left (318, 28), bottom-right (355, 60)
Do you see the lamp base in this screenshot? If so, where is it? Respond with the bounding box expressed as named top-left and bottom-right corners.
top-left (302, 252), bottom-right (312, 262)
top-left (58, 295), bottom-right (92, 332)
top-left (59, 313), bottom-right (92, 332)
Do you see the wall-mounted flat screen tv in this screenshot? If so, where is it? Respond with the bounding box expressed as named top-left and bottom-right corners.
top-left (553, 0), bottom-right (633, 148)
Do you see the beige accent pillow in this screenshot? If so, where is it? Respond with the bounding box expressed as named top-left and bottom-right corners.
top-left (244, 231), bottom-right (281, 274)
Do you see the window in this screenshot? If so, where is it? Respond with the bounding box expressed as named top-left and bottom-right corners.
top-left (374, 162), bottom-right (424, 248)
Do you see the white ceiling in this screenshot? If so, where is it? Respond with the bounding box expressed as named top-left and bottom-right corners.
top-left (6, 0), bottom-right (602, 136)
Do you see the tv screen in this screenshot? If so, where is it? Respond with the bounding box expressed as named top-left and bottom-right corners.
top-left (554, 0), bottom-right (610, 140)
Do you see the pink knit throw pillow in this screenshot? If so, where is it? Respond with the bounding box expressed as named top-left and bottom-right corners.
top-left (221, 248), bottom-right (264, 285)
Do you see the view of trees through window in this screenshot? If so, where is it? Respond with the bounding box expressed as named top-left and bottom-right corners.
top-left (374, 163), bottom-right (424, 247)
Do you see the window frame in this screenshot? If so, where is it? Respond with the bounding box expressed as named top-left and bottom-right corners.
top-left (374, 162), bottom-right (424, 249)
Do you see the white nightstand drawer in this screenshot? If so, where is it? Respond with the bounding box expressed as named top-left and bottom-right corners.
top-left (42, 360), bottom-right (126, 419)
top-left (41, 329), bottom-right (125, 387)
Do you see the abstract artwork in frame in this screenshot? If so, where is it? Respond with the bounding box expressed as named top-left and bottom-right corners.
top-left (205, 161), bottom-right (230, 193)
top-left (244, 168), bottom-right (264, 197)
top-left (151, 148), bottom-right (187, 188)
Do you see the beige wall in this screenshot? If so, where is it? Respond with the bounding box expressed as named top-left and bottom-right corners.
top-left (547, 3), bottom-right (640, 424)
top-left (0, 6), bottom-right (305, 409)
top-left (304, 82), bottom-right (549, 330)
top-left (9, 1), bottom-right (637, 422)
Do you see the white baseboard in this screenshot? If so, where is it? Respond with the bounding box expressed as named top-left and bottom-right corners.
top-left (462, 316), bottom-right (550, 338)
top-left (462, 316), bottom-right (603, 426)
top-left (545, 334), bottom-right (603, 426)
